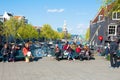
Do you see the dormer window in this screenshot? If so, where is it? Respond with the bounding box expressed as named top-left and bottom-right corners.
top-left (112, 11), bottom-right (120, 20)
top-left (98, 15), bottom-right (103, 21)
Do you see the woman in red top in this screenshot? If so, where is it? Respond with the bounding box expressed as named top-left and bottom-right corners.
top-left (22, 43), bottom-right (30, 56)
top-left (63, 43), bottom-right (68, 51)
top-left (76, 45), bottom-right (83, 61)
top-left (76, 45), bottom-right (81, 54)
top-left (22, 43), bottom-right (33, 62)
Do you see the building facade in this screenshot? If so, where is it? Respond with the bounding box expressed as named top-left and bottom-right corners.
top-left (89, 4), bottom-right (120, 48)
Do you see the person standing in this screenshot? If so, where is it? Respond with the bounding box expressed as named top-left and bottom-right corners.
top-left (109, 37), bottom-right (119, 68)
top-left (104, 44), bottom-right (110, 58)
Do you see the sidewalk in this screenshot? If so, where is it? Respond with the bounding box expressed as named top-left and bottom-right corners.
top-left (0, 55), bottom-right (120, 80)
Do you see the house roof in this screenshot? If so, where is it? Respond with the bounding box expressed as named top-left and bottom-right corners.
top-left (92, 4), bottom-right (113, 23)
top-left (33, 26), bottom-right (41, 29)
top-left (92, 8), bottom-right (105, 23)
top-left (14, 16), bottom-right (24, 19)
top-left (7, 13), bottom-right (13, 16)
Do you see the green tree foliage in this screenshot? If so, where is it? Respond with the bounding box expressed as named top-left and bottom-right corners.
top-left (40, 24), bottom-right (54, 40)
top-left (67, 33), bottom-right (71, 39)
top-left (0, 21), bottom-right (3, 26)
top-left (3, 18), bottom-right (39, 42)
top-left (85, 28), bottom-right (90, 41)
top-left (40, 24), bottom-right (71, 40)
top-left (40, 24), bottom-right (61, 40)
top-left (110, 0), bottom-right (120, 12)
top-left (102, 0), bottom-right (115, 5)
top-left (3, 18), bottom-right (71, 42)
top-left (101, 0), bottom-right (120, 15)
top-left (0, 21), bottom-right (3, 35)
top-left (52, 31), bottom-right (60, 39)
top-left (17, 24), bottom-right (39, 39)
top-left (3, 18), bottom-right (20, 42)
top-left (59, 32), bottom-right (65, 39)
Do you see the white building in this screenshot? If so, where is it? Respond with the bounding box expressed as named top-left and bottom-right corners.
top-left (0, 12), bottom-right (28, 23)
top-left (0, 12), bottom-right (13, 22)
top-left (3, 12), bottom-right (13, 21)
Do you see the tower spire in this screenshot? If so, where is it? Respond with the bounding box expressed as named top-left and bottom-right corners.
top-left (63, 20), bottom-right (67, 32)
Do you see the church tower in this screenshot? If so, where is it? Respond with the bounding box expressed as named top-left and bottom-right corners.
top-left (63, 20), bottom-right (68, 39)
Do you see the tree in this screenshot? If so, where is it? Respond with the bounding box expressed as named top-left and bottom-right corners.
top-left (85, 28), bottom-right (90, 41)
top-left (52, 31), bottom-right (60, 40)
top-left (3, 18), bottom-right (20, 42)
top-left (0, 21), bottom-right (3, 35)
top-left (3, 18), bottom-right (39, 42)
top-left (59, 32), bottom-right (64, 39)
top-left (101, 0), bottom-right (120, 15)
top-left (67, 33), bottom-right (71, 39)
top-left (17, 24), bottom-right (39, 40)
top-left (40, 24), bottom-right (55, 40)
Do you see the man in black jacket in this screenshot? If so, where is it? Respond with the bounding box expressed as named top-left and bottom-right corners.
top-left (109, 37), bottom-right (119, 68)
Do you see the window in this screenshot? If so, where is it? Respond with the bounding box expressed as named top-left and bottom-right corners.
top-left (108, 25), bottom-right (117, 36)
top-left (112, 11), bottom-right (120, 20)
top-left (117, 27), bottom-right (120, 35)
top-left (117, 12), bottom-right (120, 19)
top-left (98, 15), bottom-right (103, 21)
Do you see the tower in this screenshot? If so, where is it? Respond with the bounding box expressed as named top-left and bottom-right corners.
top-left (63, 20), bottom-right (67, 32)
top-left (63, 20), bottom-right (68, 39)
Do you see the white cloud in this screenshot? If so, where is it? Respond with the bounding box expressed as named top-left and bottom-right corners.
top-left (47, 9), bottom-right (64, 13)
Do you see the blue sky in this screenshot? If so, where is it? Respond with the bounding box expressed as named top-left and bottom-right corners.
top-left (0, 0), bottom-right (102, 35)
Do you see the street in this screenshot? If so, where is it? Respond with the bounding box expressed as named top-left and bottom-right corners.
top-left (0, 55), bottom-right (120, 80)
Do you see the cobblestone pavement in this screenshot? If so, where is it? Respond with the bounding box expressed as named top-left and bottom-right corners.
top-left (0, 56), bottom-right (120, 80)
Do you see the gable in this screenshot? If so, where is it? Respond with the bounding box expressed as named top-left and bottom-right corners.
top-left (92, 4), bottom-right (113, 24)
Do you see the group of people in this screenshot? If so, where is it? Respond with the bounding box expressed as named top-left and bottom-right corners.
top-left (1, 37), bottom-right (119, 68)
top-left (0, 42), bottom-right (34, 63)
top-left (54, 41), bottom-right (93, 61)
top-left (1, 43), bottom-right (19, 62)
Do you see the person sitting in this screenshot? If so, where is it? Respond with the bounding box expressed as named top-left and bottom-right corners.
top-left (54, 44), bottom-right (61, 61)
top-left (76, 45), bottom-right (82, 60)
top-left (67, 44), bottom-right (75, 61)
top-left (1, 43), bottom-right (9, 62)
top-left (71, 42), bottom-right (77, 58)
top-left (22, 43), bottom-right (34, 62)
top-left (9, 44), bottom-right (20, 62)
